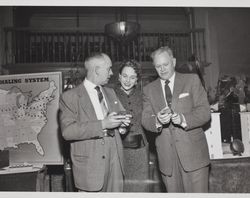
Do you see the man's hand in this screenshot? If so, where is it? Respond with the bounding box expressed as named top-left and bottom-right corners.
top-left (171, 112), bottom-right (183, 125)
top-left (101, 112), bottom-right (131, 129)
top-left (157, 107), bottom-right (172, 125)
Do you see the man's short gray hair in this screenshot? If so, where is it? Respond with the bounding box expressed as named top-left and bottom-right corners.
top-left (150, 46), bottom-right (174, 61)
top-left (84, 52), bottom-right (110, 71)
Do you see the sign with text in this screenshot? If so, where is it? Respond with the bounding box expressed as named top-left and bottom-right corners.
top-left (0, 72), bottom-right (63, 165)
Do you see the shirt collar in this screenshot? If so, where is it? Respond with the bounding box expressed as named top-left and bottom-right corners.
top-left (160, 72), bottom-right (176, 86)
top-left (84, 78), bottom-right (98, 90)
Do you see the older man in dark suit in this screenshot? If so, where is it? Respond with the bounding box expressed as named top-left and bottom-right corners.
top-left (142, 46), bottom-right (211, 192)
top-left (59, 53), bottom-right (131, 192)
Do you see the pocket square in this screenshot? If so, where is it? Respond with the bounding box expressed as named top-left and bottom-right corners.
top-left (179, 93), bottom-right (189, 98)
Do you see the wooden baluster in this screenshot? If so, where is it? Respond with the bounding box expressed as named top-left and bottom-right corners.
top-left (41, 33), bottom-right (44, 62)
top-left (142, 34), bottom-right (146, 61)
top-left (192, 30), bottom-right (197, 57)
top-left (115, 41), bottom-right (119, 61)
top-left (144, 34), bottom-right (148, 61)
top-left (28, 31), bottom-right (32, 63)
top-left (202, 30), bottom-right (206, 63)
top-left (20, 30), bottom-right (23, 63)
top-left (4, 29), bottom-right (9, 64)
top-left (38, 32), bottom-right (41, 62)
top-left (76, 31), bottom-right (79, 60)
top-left (159, 33), bottom-right (162, 46)
top-left (98, 34), bottom-right (102, 52)
top-left (173, 33), bottom-right (177, 58)
top-left (58, 32), bottom-right (60, 62)
top-left (11, 29), bottom-right (15, 64)
top-left (162, 33), bottom-right (165, 46)
top-left (174, 33), bottom-right (180, 59)
top-left (179, 33), bottom-right (183, 61)
top-left (93, 34), bottom-right (95, 53)
top-left (132, 40), bottom-right (135, 60)
top-left (36, 32), bottom-right (38, 62)
top-left (187, 31), bottom-right (192, 58)
top-left (47, 33), bottom-right (49, 62)
top-left (87, 33), bottom-right (90, 57)
top-left (185, 32), bottom-right (188, 61)
top-left (63, 33), bottom-right (66, 62)
top-left (137, 36), bottom-right (142, 62)
top-left (195, 32), bottom-right (201, 59)
top-left (52, 33), bottom-right (55, 62)
top-left (147, 34), bottom-right (152, 61)
top-left (69, 33), bottom-right (73, 62)
top-left (37, 32), bottom-right (40, 62)
top-left (78, 31), bottom-right (80, 61)
top-left (110, 38), bottom-right (114, 61)
top-left (48, 33), bottom-right (50, 62)
top-left (127, 42), bottom-right (130, 59)
top-left (14, 30), bottom-right (19, 63)
top-left (185, 33), bottom-right (188, 61)
top-left (35, 32), bottom-right (38, 63)
top-left (103, 35), bottom-right (107, 55)
top-left (81, 32), bottom-right (85, 61)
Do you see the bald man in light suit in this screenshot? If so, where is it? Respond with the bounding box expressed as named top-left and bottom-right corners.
top-left (59, 53), bottom-right (131, 192)
top-left (142, 46), bottom-right (211, 192)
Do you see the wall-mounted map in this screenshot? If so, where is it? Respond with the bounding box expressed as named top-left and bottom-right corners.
top-left (0, 72), bottom-right (63, 165)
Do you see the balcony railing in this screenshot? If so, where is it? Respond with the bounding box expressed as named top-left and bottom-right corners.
top-left (4, 27), bottom-right (207, 65)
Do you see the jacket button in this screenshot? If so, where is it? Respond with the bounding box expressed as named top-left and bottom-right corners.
top-left (101, 140), bottom-right (105, 145)
top-left (102, 156), bottom-right (105, 159)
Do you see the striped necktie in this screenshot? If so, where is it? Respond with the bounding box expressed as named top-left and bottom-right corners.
top-left (95, 86), bottom-right (108, 118)
top-left (165, 79), bottom-right (172, 107)
top-left (95, 86), bottom-right (115, 137)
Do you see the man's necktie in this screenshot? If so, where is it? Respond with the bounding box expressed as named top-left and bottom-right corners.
top-left (95, 86), bottom-right (108, 118)
top-left (95, 86), bottom-right (114, 137)
top-left (165, 80), bottom-right (172, 107)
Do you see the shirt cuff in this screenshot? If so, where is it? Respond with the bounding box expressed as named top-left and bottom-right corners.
top-left (180, 114), bottom-right (187, 129)
top-left (155, 117), bottom-right (163, 132)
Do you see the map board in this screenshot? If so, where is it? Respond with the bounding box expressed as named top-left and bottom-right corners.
top-left (0, 72), bottom-right (63, 165)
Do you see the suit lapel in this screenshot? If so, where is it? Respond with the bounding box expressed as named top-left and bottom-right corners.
top-left (78, 84), bottom-right (98, 119)
top-left (153, 78), bottom-right (167, 112)
top-left (102, 87), bottom-right (116, 112)
top-left (172, 72), bottom-right (184, 111)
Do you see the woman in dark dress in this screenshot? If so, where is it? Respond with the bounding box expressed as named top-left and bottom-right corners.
top-left (114, 60), bottom-right (149, 192)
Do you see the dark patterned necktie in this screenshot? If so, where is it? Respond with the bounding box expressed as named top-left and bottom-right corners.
top-left (95, 86), bottom-right (108, 118)
top-left (95, 86), bottom-right (114, 137)
top-left (165, 80), bottom-right (172, 107)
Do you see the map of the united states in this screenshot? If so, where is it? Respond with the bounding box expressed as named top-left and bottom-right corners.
top-left (0, 81), bottom-right (57, 156)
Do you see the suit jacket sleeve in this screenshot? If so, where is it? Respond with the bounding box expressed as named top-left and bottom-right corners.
top-left (182, 74), bottom-right (211, 131)
top-left (59, 90), bottom-right (104, 141)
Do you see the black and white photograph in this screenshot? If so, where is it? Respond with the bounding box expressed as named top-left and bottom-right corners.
top-left (0, 1), bottom-right (250, 197)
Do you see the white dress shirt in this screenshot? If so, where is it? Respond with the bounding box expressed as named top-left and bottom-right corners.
top-left (157, 72), bottom-right (187, 129)
top-left (160, 72), bottom-right (175, 106)
top-left (84, 79), bottom-right (108, 120)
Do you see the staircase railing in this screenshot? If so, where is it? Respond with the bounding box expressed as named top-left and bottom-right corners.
top-left (4, 27), bottom-right (207, 65)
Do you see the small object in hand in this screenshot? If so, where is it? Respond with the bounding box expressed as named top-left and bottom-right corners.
top-left (117, 110), bottom-right (127, 116)
top-left (230, 139), bottom-right (244, 156)
top-left (117, 111), bottom-right (132, 119)
top-left (171, 112), bottom-right (178, 118)
top-left (119, 127), bottom-right (127, 135)
top-left (160, 107), bottom-right (173, 115)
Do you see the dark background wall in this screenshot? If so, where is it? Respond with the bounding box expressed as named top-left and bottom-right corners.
top-left (16, 7), bottom-right (189, 32)
top-left (1, 6), bottom-right (250, 91)
top-left (194, 7), bottom-right (250, 94)
top-left (215, 8), bottom-right (250, 75)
